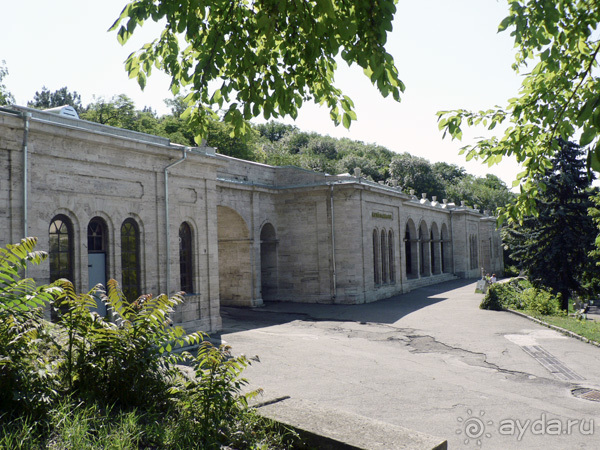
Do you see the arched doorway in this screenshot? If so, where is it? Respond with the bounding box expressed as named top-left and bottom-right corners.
top-left (405, 219), bottom-right (418, 279)
top-left (430, 222), bottom-right (441, 275)
top-left (418, 221), bottom-right (430, 277)
top-left (260, 223), bottom-right (278, 300)
top-left (88, 217), bottom-right (108, 316)
top-left (217, 206), bottom-right (252, 306)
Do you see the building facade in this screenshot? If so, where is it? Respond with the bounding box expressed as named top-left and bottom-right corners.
top-left (0, 106), bottom-right (503, 333)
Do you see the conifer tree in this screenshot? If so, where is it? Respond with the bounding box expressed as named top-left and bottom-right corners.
top-left (504, 139), bottom-right (599, 310)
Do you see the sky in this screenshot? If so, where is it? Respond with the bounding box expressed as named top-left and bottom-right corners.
top-left (2, 0), bottom-right (523, 186)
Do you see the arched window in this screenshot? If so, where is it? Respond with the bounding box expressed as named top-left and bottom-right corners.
top-left (405, 225), bottom-right (412, 276)
top-left (87, 217), bottom-right (109, 297)
top-left (121, 219), bottom-right (140, 300)
top-left (88, 218), bottom-right (107, 253)
top-left (441, 235), bottom-right (446, 273)
top-left (430, 230), bottom-right (435, 275)
top-left (381, 230), bottom-right (388, 284)
top-left (388, 230), bottom-right (395, 283)
top-left (470, 235), bottom-right (479, 270)
top-left (419, 227), bottom-right (425, 276)
top-left (474, 235), bottom-right (478, 269)
top-left (373, 229), bottom-right (380, 285)
top-left (49, 215), bottom-right (73, 282)
top-left (179, 222), bottom-right (194, 293)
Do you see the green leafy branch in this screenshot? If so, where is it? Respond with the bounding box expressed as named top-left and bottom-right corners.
top-left (110, 0), bottom-right (404, 142)
top-left (437, 0), bottom-right (600, 223)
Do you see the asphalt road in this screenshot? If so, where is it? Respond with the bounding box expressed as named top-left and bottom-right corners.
top-left (215, 279), bottom-right (600, 449)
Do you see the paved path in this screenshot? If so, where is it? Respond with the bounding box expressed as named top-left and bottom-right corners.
top-left (216, 279), bottom-right (600, 449)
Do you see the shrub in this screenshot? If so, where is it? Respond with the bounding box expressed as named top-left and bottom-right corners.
top-left (0, 237), bottom-right (62, 418)
top-left (52, 278), bottom-right (202, 409)
top-left (480, 278), bottom-right (563, 316)
top-left (480, 282), bottom-right (518, 310)
top-left (0, 239), bottom-right (293, 448)
top-left (521, 288), bottom-right (563, 316)
top-left (480, 283), bottom-right (504, 310)
top-left (170, 341), bottom-right (262, 448)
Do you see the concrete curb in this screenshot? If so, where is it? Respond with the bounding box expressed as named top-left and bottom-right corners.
top-left (256, 397), bottom-right (447, 450)
top-left (505, 309), bottom-right (600, 348)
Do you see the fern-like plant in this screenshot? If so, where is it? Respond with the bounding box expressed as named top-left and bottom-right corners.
top-left (0, 239), bottom-right (276, 448)
top-left (171, 341), bottom-right (262, 448)
top-left (0, 237), bottom-right (62, 417)
top-left (52, 278), bottom-right (203, 408)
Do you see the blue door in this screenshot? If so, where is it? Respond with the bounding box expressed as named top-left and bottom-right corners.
top-left (88, 252), bottom-right (107, 316)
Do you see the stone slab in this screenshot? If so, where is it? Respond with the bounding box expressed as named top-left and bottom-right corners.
top-left (257, 397), bottom-right (447, 450)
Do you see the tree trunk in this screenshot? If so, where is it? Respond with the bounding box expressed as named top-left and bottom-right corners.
top-left (560, 289), bottom-right (570, 311)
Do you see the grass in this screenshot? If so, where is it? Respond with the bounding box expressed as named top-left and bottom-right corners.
top-left (0, 238), bottom-right (299, 450)
top-left (523, 311), bottom-right (600, 344)
top-left (481, 278), bottom-right (600, 344)
top-left (0, 401), bottom-right (299, 450)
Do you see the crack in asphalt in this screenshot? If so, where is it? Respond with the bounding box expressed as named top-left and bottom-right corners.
top-left (221, 307), bottom-right (570, 387)
top-left (405, 334), bottom-right (535, 379)
top-left (314, 321), bottom-right (566, 386)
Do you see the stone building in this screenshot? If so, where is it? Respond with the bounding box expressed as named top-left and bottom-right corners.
top-left (0, 106), bottom-right (503, 333)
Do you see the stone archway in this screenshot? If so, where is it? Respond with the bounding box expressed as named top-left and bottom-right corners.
top-left (260, 223), bottom-right (278, 301)
top-left (418, 221), bottom-right (431, 277)
top-left (405, 219), bottom-right (418, 279)
top-left (430, 222), bottom-right (441, 275)
top-left (217, 206), bottom-right (252, 306)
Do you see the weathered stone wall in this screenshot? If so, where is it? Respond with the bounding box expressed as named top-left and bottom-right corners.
top-left (479, 217), bottom-right (504, 277)
top-left (0, 108), bottom-right (222, 333)
top-left (217, 157), bottom-right (277, 187)
top-left (0, 113), bottom-right (21, 249)
top-left (330, 185), bottom-right (369, 304)
top-left (1, 107), bottom-right (505, 335)
top-left (275, 187), bottom-right (333, 303)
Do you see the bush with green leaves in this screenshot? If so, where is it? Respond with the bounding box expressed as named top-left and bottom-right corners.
top-left (479, 282), bottom-right (518, 311)
top-left (169, 341), bottom-right (262, 448)
top-left (520, 288), bottom-right (563, 316)
top-left (0, 238), bottom-right (293, 448)
top-left (52, 278), bottom-right (202, 408)
top-left (480, 278), bottom-right (563, 316)
top-left (0, 237), bottom-right (62, 418)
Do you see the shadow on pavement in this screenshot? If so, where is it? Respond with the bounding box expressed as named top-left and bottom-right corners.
top-left (212, 278), bottom-right (477, 342)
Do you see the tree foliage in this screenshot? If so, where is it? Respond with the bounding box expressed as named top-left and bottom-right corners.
top-left (389, 153), bottom-right (447, 199)
top-left (503, 139), bottom-right (599, 309)
top-left (446, 174), bottom-right (514, 212)
top-left (109, 0), bottom-right (404, 142)
top-left (205, 119), bottom-right (261, 160)
top-left (0, 61), bottom-right (15, 106)
top-left (28, 86), bottom-right (84, 113)
top-left (80, 94), bottom-right (138, 128)
top-left (255, 121), bottom-right (298, 142)
top-left (438, 0), bottom-right (600, 223)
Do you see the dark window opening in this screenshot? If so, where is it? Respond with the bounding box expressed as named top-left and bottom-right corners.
top-left (179, 222), bottom-right (194, 294)
top-left (121, 219), bottom-right (140, 300)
